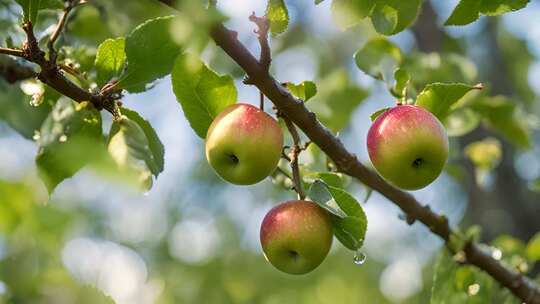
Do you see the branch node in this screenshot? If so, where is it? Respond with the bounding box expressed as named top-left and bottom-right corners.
top-left (248, 12), bottom-right (271, 73)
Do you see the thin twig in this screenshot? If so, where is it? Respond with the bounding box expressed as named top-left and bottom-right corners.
top-left (48, 0), bottom-right (83, 63)
top-left (0, 47), bottom-right (25, 57)
top-left (15, 21), bottom-right (118, 114)
top-left (244, 12), bottom-right (271, 85)
top-left (281, 113), bottom-right (306, 200)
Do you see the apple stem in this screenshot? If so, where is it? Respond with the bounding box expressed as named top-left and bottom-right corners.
top-left (281, 114), bottom-right (306, 200)
top-left (259, 90), bottom-right (265, 111)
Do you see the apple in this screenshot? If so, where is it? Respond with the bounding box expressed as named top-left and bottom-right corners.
top-left (206, 103), bottom-right (283, 185)
top-left (367, 104), bottom-right (449, 190)
top-left (260, 200), bottom-right (333, 275)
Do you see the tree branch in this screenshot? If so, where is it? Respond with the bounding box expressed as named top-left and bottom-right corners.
top-left (207, 14), bottom-right (540, 304)
top-left (244, 13), bottom-right (271, 85)
top-left (153, 1), bottom-right (540, 302)
top-left (0, 19), bottom-right (121, 116)
top-left (0, 47), bottom-right (25, 57)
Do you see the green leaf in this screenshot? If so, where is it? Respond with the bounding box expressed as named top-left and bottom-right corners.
top-left (95, 38), bottom-right (126, 87)
top-left (308, 180), bottom-right (368, 250)
top-left (171, 53), bottom-right (237, 138)
top-left (445, 0), bottom-right (530, 26)
top-left (445, 0), bottom-right (481, 26)
top-left (370, 108), bottom-right (390, 122)
top-left (354, 37), bottom-right (402, 80)
top-left (107, 116), bottom-right (156, 191)
top-left (431, 250), bottom-right (496, 304)
top-left (266, 0), bottom-right (289, 35)
top-left (121, 108), bottom-right (165, 176)
top-left (470, 96), bottom-right (531, 149)
top-left (15, 0), bottom-right (41, 24)
top-left (480, 0), bottom-right (529, 16)
top-left (370, 0), bottom-right (422, 35)
top-left (530, 178), bottom-right (540, 193)
top-left (493, 235), bottom-right (526, 257)
top-left (308, 180), bottom-right (348, 218)
top-left (332, 216), bottom-right (367, 250)
top-left (331, 0), bottom-right (375, 30)
top-left (285, 81), bottom-right (317, 102)
top-left (526, 232), bottom-right (540, 262)
top-left (0, 77), bottom-right (51, 140)
top-left (445, 108), bottom-right (481, 137)
top-left (76, 285), bottom-right (115, 304)
top-left (305, 172), bottom-right (347, 188)
top-left (416, 83), bottom-right (482, 120)
top-left (465, 138), bottom-right (502, 185)
top-left (392, 68), bottom-right (410, 98)
top-left (39, 0), bottom-right (62, 9)
top-left (36, 99), bottom-right (103, 193)
top-left (118, 16), bottom-right (182, 93)
top-left (402, 53), bottom-right (478, 91)
top-left (465, 138), bottom-right (502, 172)
top-left (315, 0), bottom-right (326, 4)
top-left (308, 70), bottom-right (368, 132)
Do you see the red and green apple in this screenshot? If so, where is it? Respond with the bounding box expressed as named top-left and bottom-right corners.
top-left (367, 104), bottom-right (449, 190)
top-left (260, 200), bottom-right (333, 275)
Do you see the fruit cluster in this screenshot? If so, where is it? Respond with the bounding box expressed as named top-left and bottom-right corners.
top-left (205, 102), bottom-right (449, 274)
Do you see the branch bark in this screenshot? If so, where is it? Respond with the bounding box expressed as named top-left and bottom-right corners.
top-left (208, 22), bottom-right (540, 301)
top-left (0, 16), bottom-right (120, 115)
top-left (150, 2), bottom-right (540, 302)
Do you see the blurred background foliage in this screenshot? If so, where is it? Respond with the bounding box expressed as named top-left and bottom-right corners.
top-left (0, 0), bottom-right (539, 303)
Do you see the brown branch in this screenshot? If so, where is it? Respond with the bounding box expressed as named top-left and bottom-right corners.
top-left (281, 114), bottom-right (306, 200)
top-left (0, 47), bottom-right (25, 57)
top-left (244, 13), bottom-right (271, 85)
top-left (0, 21), bottom-right (121, 116)
top-left (48, 0), bottom-right (83, 63)
top-left (206, 17), bottom-right (540, 304)
top-left (153, 1), bottom-right (540, 302)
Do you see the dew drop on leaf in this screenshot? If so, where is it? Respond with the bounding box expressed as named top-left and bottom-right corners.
top-left (467, 283), bottom-right (480, 296)
top-left (353, 250), bottom-right (366, 265)
top-left (32, 131), bottom-right (40, 141)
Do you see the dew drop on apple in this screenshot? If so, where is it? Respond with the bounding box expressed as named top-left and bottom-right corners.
top-left (353, 250), bottom-right (366, 265)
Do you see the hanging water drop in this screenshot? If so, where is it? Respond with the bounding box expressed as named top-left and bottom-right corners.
top-left (353, 250), bottom-right (366, 265)
top-left (491, 247), bottom-right (502, 260)
top-left (467, 283), bottom-right (480, 296)
top-left (32, 131), bottom-right (40, 141)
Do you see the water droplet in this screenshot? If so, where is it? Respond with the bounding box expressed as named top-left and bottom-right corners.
top-left (29, 93), bottom-right (43, 107)
top-left (143, 191), bottom-right (150, 197)
top-left (59, 135), bottom-right (67, 142)
top-left (32, 131), bottom-right (40, 141)
top-left (467, 283), bottom-right (480, 296)
top-left (353, 250), bottom-right (366, 265)
top-left (491, 247), bottom-right (502, 260)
